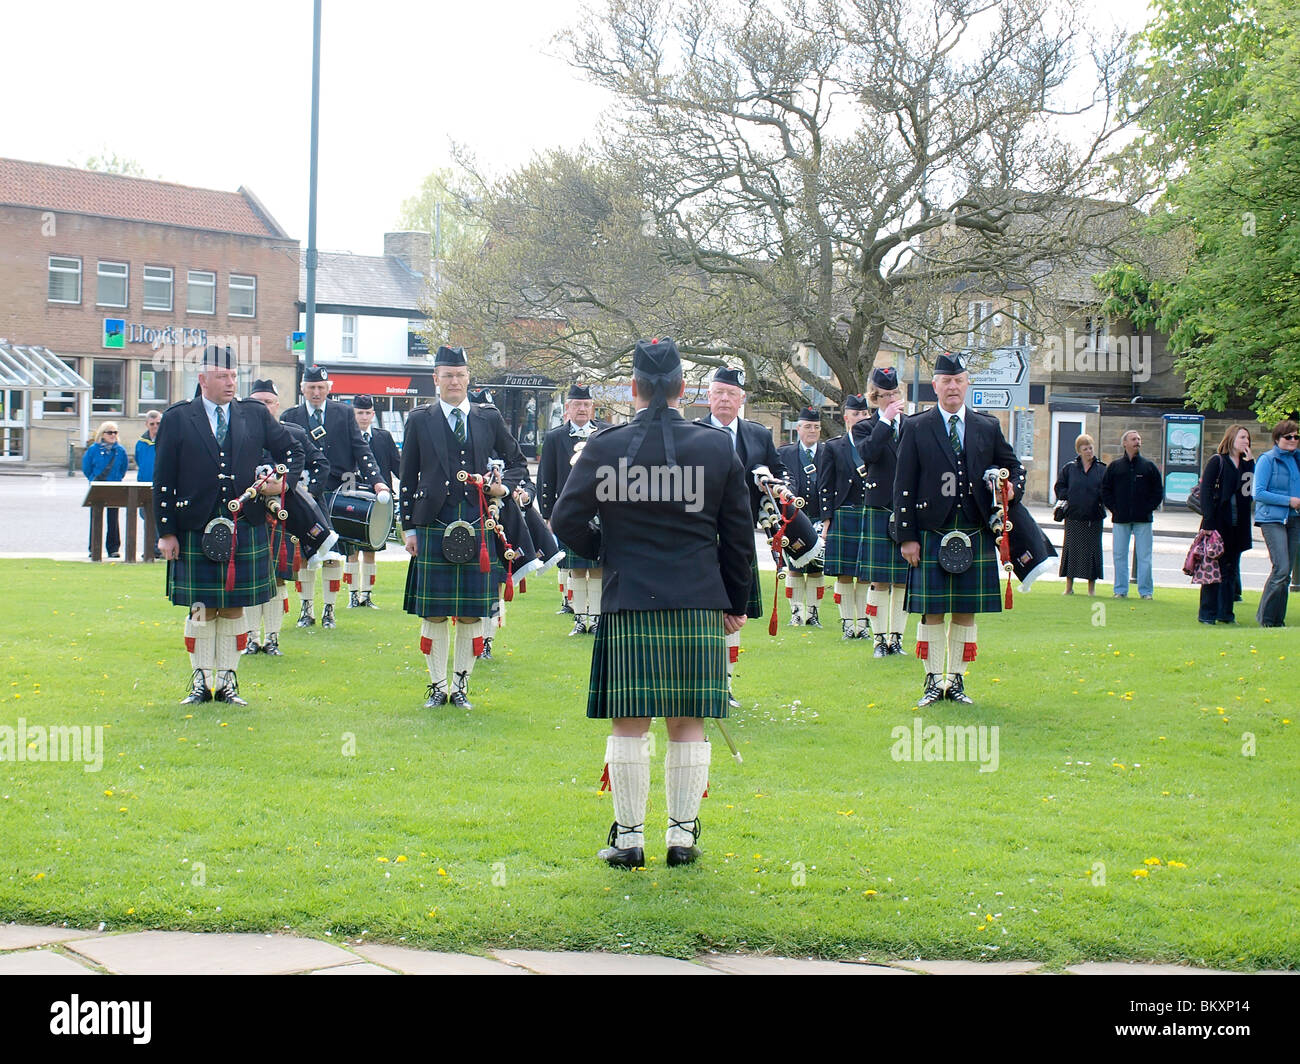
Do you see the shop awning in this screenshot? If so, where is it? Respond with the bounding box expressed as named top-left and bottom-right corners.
top-left (0, 343), bottom-right (91, 392)
top-left (322, 369), bottom-right (437, 398)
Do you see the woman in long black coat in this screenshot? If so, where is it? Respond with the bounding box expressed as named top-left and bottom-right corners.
top-left (1197, 425), bottom-right (1255, 624)
top-left (1054, 434), bottom-right (1106, 595)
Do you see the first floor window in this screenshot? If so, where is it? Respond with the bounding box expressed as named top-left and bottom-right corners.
top-left (187, 270), bottom-right (216, 314)
top-left (229, 274), bottom-right (256, 317)
top-left (341, 315), bottom-right (356, 355)
top-left (143, 266), bottom-right (173, 311)
top-left (92, 359), bottom-right (125, 416)
top-left (48, 256), bottom-right (81, 303)
top-left (96, 261), bottom-right (128, 307)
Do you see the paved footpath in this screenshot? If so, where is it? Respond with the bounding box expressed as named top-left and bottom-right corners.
top-left (2, 923), bottom-right (1286, 975)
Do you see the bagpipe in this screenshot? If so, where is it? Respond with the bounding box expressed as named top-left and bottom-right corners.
top-left (752, 465), bottom-right (823, 635)
top-left (982, 467), bottom-right (1058, 607)
top-left (200, 463), bottom-right (288, 591)
top-left (261, 471), bottom-right (338, 574)
top-left (456, 462), bottom-right (525, 597)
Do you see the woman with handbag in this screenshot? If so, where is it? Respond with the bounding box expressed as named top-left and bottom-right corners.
top-left (1054, 434), bottom-right (1105, 595)
top-left (1197, 425), bottom-right (1254, 624)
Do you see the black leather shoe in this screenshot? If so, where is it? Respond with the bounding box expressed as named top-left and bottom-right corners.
top-left (180, 670), bottom-right (211, 704)
top-left (888, 634), bottom-right (904, 656)
top-left (214, 672), bottom-right (248, 706)
top-left (242, 633), bottom-right (260, 655)
top-left (727, 688), bottom-right (741, 709)
top-left (424, 681), bottom-right (448, 708)
top-left (841, 620), bottom-right (854, 640)
top-left (599, 822), bottom-right (645, 868)
top-left (667, 846), bottom-right (701, 867)
top-left (916, 673), bottom-right (945, 708)
top-left (262, 634), bottom-right (283, 656)
top-left (450, 688), bottom-right (473, 710)
top-left (359, 593), bottom-right (378, 609)
top-left (805, 606), bottom-right (822, 629)
top-left (587, 616), bottom-right (599, 635)
top-left (321, 604), bottom-right (336, 629)
top-left (945, 674), bottom-right (974, 705)
top-left (348, 591), bottom-right (360, 608)
top-left (558, 599), bottom-right (574, 615)
top-left (788, 608), bottom-right (803, 627)
top-left (478, 637), bottom-right (493, 660)
top-left (873, 635), bottom-right (889, 658)
top-left (296, 602), bottom-right (315, 627)
top-left (568, 618), bottom-right (586, 636)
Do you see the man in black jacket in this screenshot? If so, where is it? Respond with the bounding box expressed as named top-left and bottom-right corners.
top-left (400, 346), bottom-right (528, 709)
top-left (817, 394), bottom-right (873, 639)
top-left (154, 345), bottom-right (305, 705)
top-left (345, 394), bottom-right (402, 608)
top-left (859, 367), bottom-right (911, 657)
top-left (553, 338), bottom-right (754, 869)
top-left (776, 407), bottom-right (827, 627)
top-left (281, 365), bottom-right (386, 629)
top-left (696, 366), bottom-right (786, 706)
top-left (1100, 429), bottom-right (1164, 599)
top-left (538, 384), bottom-right (608, 633)
top-left (892, 354), bottom-right (1025, 707)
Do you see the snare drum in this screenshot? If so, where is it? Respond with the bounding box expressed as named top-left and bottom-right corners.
top-left (326, 489), bottom-right (394, 551)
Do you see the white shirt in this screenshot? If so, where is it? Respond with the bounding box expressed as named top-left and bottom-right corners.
top-left (439, 398), bottom-right (472, 438)
top-left (201, 396), bottom-right (231, 439)
top-left (938, 403), bottom-right (967, 449)
top-left (708, 414), bottom-right (738, 449)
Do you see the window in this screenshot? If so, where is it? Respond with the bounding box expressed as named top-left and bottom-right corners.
top-left (143, 266), bottom-right (173, 311)
top-left (92, 359), bottom-right (125, 416)
top-left (96, 261), bottom-right (128, 308)
top-left (138, 364), bottom-right (171, 406)
top-left (181, 363), bottom-right (199, 406)
top-left (187, 270), bottom-right (216, 314)
top-left (1084, 316), bottom-right (1109, 355)
top-left (966, 301), bottom-right (993, 350)
top-left (48, 256), bottom-right (82, 303)
top-left (41, 389), bottom-right (78, 416)
top-left (229, 274), bottom-right (256, 317)
top-left (341, 315), bottom-right (357, 356)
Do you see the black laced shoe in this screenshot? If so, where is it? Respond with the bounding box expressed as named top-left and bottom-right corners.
top-left (666, 817), bottom-right (702, 866)
top-left (587, 616), bottom-right (599, 635)
top-left (805, 606), bottom-right (822, 629)
top-left (424, 681), bottom-right (448, 708)
top-left (788, 606), bottom-right (803, 627)
top-left (917, 673), bottom-right (946, 709)
top-left (180, 670), bottom-right (211, 704)
top-left (243, 633), bottom-right (260, 656)
top-left (478, 637), bottom-right (493, 661)
top-left (945, 674), bottom-right (974, 705)
top-left (360, 592), bottom-right (378, 609)
top-left (321, 604), bottom-right (336, 629)
top-left (599, 822), bottom-right (645, 869)
top-left (841, 619), bottom-right (854, 640)
top-left (214, 672), bottom-right (248, 707)
top-left (568, 618), bottom-right (586, 636)
top-left (296, 601), bottom-right (315, 627)
top-left (873, 634), bottom-right (889, 659)
top-left (450, 672), bottom-right (473, 709)
top-left (558, 598), bottom-right (574, 615)
top-left (348, 591), bottom-right (360, 608)
top-left (262, 634), bottom-right (282, 656)
top-left (888, 634), bottom-right (904, 656)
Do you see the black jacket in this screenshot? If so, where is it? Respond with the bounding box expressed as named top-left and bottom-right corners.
top-left (1198, 453), bottom-right (1254, 552)
top-left (399, 403), bottom-right (528, 528)
top-left (537, 420), bottom-right (608, 519)
top-left (276, 420), bottom-right (330, 491)
top-left (816, 431), bottom-right (866, 520)
top-left (694, 416), bottom-right (787, 523)
top-left (1054, 456), bottom-right (1106, 522)
top-left (1101, 451), bottom-right (1164, 524)
top-left (892, 405), bottom-right (1025, 541)
top-left (552, 410), bottom-right (754, 614)
top-left (154, 397), bottom-right (305, 535)
top-left (776, 440), bottom-right (826, 511)
top-left (858, 412), bottom-right (905, 510)
top-left (281, 399), bottom-right (381, 495)
top-left (358, 425), bottom-right (401, 489)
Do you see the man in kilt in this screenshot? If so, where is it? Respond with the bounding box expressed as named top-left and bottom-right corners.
top-left (552, 338), bottom-right (754, 869)
top-left (817, 394), bottom-right (873, 639)
top-left (401, 346), bottom-right (528, 709)
top-left (892, 353), bottom-right (1025, 707)
top-left (696, 366), bottom-right (786, 707)
top-left (859, 367), bottom-right (911, 657)
top-left (538, 384), bottom-right (608, 634)
top-left (344, 394), bottom-right (401, 609)
top-left (281, 365), bottom-right (385, 630)
top-left (776, 407), bottom-right (827, 627)
top-left (245, 380), bottom-right (333, 656)
top-left (154, 345), bottom-right (305, 705)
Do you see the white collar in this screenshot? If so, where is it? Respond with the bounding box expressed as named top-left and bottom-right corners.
top-left (201, 396), bottom-right (229, 418)
top-left (938, 403), bottom-right (966, 427)
top-left (710, 415), bottom-right (738, 433)
top-left (440, 397), bottom-right (471, 419)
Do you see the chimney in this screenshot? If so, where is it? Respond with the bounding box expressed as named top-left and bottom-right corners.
top-left (384, 231), bottom-right (433, 277)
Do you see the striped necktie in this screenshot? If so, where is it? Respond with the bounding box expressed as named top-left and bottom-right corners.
top-left (452, 408), bottom-right (466, 443)
top-left (215, 405), bottom-right (228, 446)
top-left (948, 414), bottom-right (962, 455)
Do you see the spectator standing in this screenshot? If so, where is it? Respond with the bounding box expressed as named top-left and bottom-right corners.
top-left (135, 409), bottom-right (162, 556)
top-left (1054, 433), bottom-right (1106, 596)
top-left (1253, 419), bottom-right (1300, 628)
top-left (82, 421), bottom-right (127, 558)
top-left (1196, 426), bottom-right (1255, 624)
top-left (1101, 429), bottom-right (1164, 599)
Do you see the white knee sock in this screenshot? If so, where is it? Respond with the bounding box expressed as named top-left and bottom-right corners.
top-left (322, 560), bottom-right (342, 607)
top-left (570, 575), bottom-right (588, 618)
top-left (836, 581), bottom-right (853, 626)
top-left (420, 619), bottom-right (450, 686)
top-left (665, 740), bottom-right (711, 848)
top-left (916, 621), bottom-right (947, 679)
top-left (214, 614), bottom-right (245, 681)
top-left (866, 585), bottom-right (887, 634)
top-left (452, 619), bottom-right (482, 692)
top-left (890, 586), bottom-right (907, 639)
top-left (361, 560), bottom-right (375, 593)
top-left (296, 566), bottom-right (316, 603)
top-left (725, 630), bottom-right (740, 686)
top-left (853, 581), bottom-right (870, 635)
top-left (605, 734), bottom-right (650, 851)
top-left (587, 575), bottom-right (602, 621)
top-left (947, 622), bottom-right (977, 679)
top-left (185, 614), bottom-right (216, 689)
top-left (345, 557), bottom-right (360, 593)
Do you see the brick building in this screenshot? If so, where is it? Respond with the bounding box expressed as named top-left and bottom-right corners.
top-left (0, 158), bottom-right (299, 466)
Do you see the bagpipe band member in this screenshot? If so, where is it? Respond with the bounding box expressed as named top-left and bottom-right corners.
top-left (345, 393), bottom-right (401, 608)
top-left (776, 407), bottom-right (827, 627)
top-left (816, 393), bottom-right (873, 639)
top-left (892, 353), bottom-right (1025, 707)
top-left (552, 338), bottom-right (754, 869)
top-left (696, 365), bottom-right (787, 707)
top-left (280, 364), bottom-right (385, 630)
top-left (859, 367), bottom-right (911, 658)
top-left (400, 346), bottom-right (527, 709)
top-left (539, 383), bottom-right (609, 634)
top-left (154, 345), bottom-right (305, 705)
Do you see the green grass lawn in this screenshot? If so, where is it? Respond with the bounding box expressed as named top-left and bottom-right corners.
top-left (0, 559), bottom-right (1296, 969)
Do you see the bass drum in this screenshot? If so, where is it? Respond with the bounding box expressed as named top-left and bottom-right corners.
top-left (1006, 500), bottom-right (1058, 590)
top-left (282, 484), bottom-right (335, 559)
top-left (326, 489), bottom-right (394, 552)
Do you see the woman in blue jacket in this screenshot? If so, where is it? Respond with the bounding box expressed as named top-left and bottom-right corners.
top-left (1253, 419), bottom-right (1300, 627)
top-left (82, 421), bottom-right (128, 558)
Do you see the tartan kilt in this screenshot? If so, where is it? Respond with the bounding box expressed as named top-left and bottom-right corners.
top-left (402, 504), bottom-right (500, 618)
top-left (746, 555), bottom-right (764, 618)
top-left (904, 518), bottom-right (1003, 615)
top-left (167, 522), bottom-right (275, 609)
top-left (823, 504), bottom-right (865, 577)
top-left (587, 608), bottom-right (728, 719)
top-left (559, 539), bottom-right (601, 570)
top-left (268, 517), bottom-right (296, 582)
top-left (859, 506), bottom-right (909, 584)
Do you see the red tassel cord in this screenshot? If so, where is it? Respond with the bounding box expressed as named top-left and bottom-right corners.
top-left (225, 520), bottom-right (238, 592)
top-left (999, 477), bottom-right (1014, 609)
top-left (768, 501), bottom-right (798, 636)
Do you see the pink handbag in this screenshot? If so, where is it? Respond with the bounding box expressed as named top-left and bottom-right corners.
top-left (1183, 529), bottom-right (1224, 585)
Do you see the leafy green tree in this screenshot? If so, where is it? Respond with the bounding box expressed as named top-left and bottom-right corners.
top-left (76, 151), bottom-right (149, 177)
top-left (396, 167), bottom-right (485, 261)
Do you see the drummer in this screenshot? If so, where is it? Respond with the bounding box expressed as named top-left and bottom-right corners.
top-left (344, 395), bottom-right (401, 609)
top-left (858, 368), bottom-right (910, 657)
top-left (776, 407), bottom-right (827, 627)
top-left (817, 394), bottom-right (873, 639)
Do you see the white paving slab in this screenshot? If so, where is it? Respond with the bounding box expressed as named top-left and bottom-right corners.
top-left (67, 931), bottom-right (357, 975)
top-left (701, 955), bottom-right (909, 975)
top-left (355, 944), bottom-right (525, 975)
top-left (493, 950), bottom-right (718, 975)
top-left (0, 949), bottom-right (100, 975)
top-left (0, 924), bottom-right (97, 950)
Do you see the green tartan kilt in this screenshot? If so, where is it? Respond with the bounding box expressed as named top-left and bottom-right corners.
top-left (859, 506), bottom-right (909, 584)
top-left (746, 555), bottom-right (764, 618)
top-left (904, 518), bottom-right (1003, 615)
top-left (559, 539), bottom-right (601, 570)
top-left (823, 504), bottom-right (865, 577)
top-left (167, 522), bottom-right (274, 609)
top-left (402, 506), bottom-right (500, 618)
top-left (269, 518), bottom-right (295, 583)
top-left (587, 608), bottom-right (728, 719)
